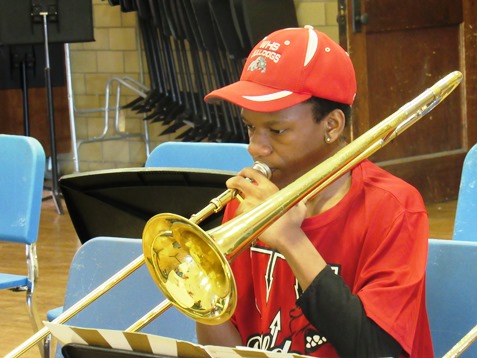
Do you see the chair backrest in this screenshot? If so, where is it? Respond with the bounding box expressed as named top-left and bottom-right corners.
top-left (145, 141), bottom-right (253, 171)
top-left (426, 239), bottom-right (477, 357)
top-left (453, 143), bottom-right (477, 241)
top-left (0, 134), bottom-right (45, 244)
top-left (58, 236), bottom-right (197, 350)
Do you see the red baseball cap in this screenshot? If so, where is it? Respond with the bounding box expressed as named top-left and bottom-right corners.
top-left (205, 25), bottom-right (356, 112)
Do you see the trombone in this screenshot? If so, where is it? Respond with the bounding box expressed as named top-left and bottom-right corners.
top-left (443, 324), bottom-right (477, 358)
top-left (7, 71), bottom-right (463, 357)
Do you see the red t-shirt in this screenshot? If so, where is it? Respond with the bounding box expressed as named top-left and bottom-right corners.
top-left (224, 160), bottom-right (433, 357)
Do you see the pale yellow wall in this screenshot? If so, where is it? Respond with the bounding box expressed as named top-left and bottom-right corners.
top-left (60, 0), bottom-right (339, 173)
top-left (294, 0), bottom-right (340, 41)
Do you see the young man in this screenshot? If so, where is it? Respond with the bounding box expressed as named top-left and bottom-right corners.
top-left (197, 26), bottom-right (433, 357)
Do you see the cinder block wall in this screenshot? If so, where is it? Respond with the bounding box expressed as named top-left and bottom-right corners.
top-left (60, 0), bottom-right (339, 173)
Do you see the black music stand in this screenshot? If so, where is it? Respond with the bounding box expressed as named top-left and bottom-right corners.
top-left (59, 167), bottom-right (233, 244)
top-left (0, 0), bottom-right (94, 214)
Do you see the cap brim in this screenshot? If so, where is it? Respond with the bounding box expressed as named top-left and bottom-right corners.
top-left (205, 80), bottom-right (312, 112)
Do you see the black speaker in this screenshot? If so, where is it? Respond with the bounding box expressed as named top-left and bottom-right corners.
top-left (0, 0), bottom-right (94, 46)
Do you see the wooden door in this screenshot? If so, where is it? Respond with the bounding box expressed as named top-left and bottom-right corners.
top-left (338, 0), bottom-right (477, 202)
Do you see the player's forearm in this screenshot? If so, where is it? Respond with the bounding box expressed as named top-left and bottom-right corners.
top-left (274, 228), bottom-right (327, 291)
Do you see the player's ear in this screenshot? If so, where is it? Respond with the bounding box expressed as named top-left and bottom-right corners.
top-left (323, 109), bottom-right (345, 143)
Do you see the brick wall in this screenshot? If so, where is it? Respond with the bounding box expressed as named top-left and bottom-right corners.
top-left (60, 0), bottom-right (339, 173)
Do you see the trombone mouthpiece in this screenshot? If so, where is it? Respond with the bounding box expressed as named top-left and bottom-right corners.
top-left (252, 161), bottom-right (272, 179)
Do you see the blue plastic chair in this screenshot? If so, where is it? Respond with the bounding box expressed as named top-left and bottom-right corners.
top-left (52, 236), bottom-right (197, 357)
top-left (453, 143), bottom-right (477, 241)
top-left (0, 135), bottom-right (46, 340)
top-left (145, 141), bottom-right (253, 171)
top-left (426, 238), bottom-right (477, 357)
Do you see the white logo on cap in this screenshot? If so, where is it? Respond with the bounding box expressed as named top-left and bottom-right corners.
top-left (247, 56), bottom-right (267, 73)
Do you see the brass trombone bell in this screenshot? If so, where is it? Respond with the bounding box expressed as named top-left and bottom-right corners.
top-left (142, 161), bottom-right (271, 325)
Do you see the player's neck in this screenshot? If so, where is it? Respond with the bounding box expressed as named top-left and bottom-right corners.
top-left (306, 171), bottom-right (352, 217)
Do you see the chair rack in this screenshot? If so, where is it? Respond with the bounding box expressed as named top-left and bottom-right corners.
top-left (64, 37), bottom-right (151, 173)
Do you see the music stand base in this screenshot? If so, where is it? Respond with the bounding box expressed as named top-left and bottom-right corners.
top-left (43, 179), bottom-right (64, 214)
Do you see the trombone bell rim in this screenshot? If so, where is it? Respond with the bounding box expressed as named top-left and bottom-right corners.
top-left (142, 212), bottom-right (237, 325)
